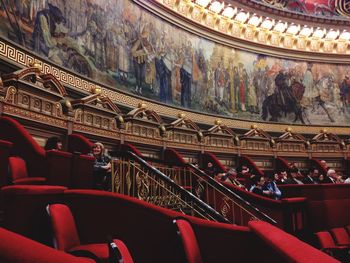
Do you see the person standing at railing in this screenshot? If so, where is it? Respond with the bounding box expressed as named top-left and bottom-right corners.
top-left (90, 142), bottom-right (111, 191)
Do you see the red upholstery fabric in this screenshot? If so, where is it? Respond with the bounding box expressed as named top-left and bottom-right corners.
top-left (71, 239), bottom-right (133, 263)
top-left (9, 157), bottom-right (28, 180)
top-left (47, 204), bottom-right (81, 251)
top-left (13, 177), bottom-right (46, 185)
top-left (249, 221), bottom-right (339, 263)
top-left (0, 227), bottom-right (94, 263)
top-left (1, 185), bottom-right (66, 245)
top-left (346, 225), bottom-right (350, 235)
top-left (174, 219), bottom-right (203, 263)
top-left (221, 182), bottom-right (307, 232)
top-left (8, 157), bottom-right (46, 185)
top-left (164, 148), bottom-right (187, 165)
top-left (201, 152), bottom-right (227, 173)
top-left (68, 134), bottom-right (94, 155)
top-left (71, 154), bottom-right (94, 189)
top-left (63, 190), bottom-right (291, 263)
top-left (239, 155), bottom-right (264, 176)
top-left (121, 143), bottom-right (143, 157)
top-left (0, 139), bottom-right (12, 188)
top-left (330, 227), bottom-right (350, 246)
top-left (315, 231), bottom-right (340, 249)
top-left (0, 116), bottom-right (46, 178)
top-left (48, 203), bottom-right (134, 263)
top-left (46, 150), bottom-right (73, 186)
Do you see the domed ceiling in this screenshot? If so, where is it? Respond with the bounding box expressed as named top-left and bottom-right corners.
top-left (255, 0), bottom-right (350, 19)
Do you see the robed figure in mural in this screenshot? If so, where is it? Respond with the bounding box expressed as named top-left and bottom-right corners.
top-left (181, 59), bottom-right (192, 108)
top-left (32, 3), bottom-right (66, 65)
top-left (131, 26), bottom-right (155, 95)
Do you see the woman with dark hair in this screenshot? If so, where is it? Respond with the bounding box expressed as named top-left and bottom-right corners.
top-left (44, 137), bottom-right (63, 151)
top-left (90, 142), bottom-right (111, 191)
top-left (249, 174), bottom-right (272, 198)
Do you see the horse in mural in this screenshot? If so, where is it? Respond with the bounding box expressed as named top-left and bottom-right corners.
top-left (262, 81), bottom-right (306, 124)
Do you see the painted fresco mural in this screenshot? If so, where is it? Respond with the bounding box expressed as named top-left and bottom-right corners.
top-left (258, 0), bottom-right (342, 18)
top-left (0, 0), bottom-right (350, 126)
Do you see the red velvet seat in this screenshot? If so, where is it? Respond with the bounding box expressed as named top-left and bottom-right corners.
top-left (8, 157), bottom-right (46, 185)
top-left (47, 204), bottom-right (134, 263)
top-left (174, 219), bottom-right (203, 263)
top-left (315, 231), bottom-right (348, 256)
top-left (330, 227), bottom-right (350, 246)
top-left (0, 227), bottom-right (95, 263)
top-left (346, 225), bottom-right (350, 235)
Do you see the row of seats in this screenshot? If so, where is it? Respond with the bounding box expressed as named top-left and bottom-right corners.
top-left (0, 116), bottom-right (94, 189)
top-left (0, 185), bottom-right (339, 263)
top-left (315, 227), bottom-right (350, 261)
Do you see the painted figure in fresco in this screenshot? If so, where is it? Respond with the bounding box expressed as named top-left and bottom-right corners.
top-left (262, 71), bottom-right (305, 123)
top-left (32, 3), bottom-right (66, 64)
top-left (227, 60), bottom-right (236, 112)
top-left (181, 59), bottom-right (192, 108)
top-left (302, 63), bottom-right (316, 106)
top-left (131, 25), bottom-right (155, 94)
top-left (340, 76), bottom-right (350, 110)
top-left (214, 61), bottom-right (227, 103)
top-left (155, 51), bottom-right (172, 103)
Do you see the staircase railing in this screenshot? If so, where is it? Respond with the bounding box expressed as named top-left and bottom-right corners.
top-left (142, 156), bottom-right (277, 226)
top-left (111, 151), bottom-right (228, 223)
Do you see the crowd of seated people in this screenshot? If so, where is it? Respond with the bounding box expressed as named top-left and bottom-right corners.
top-left (201, 159), bottom-right (350, 201)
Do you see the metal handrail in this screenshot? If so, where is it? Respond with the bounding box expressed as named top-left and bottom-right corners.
top-left (112, 150), bottom-right (229, 223)
top-left (187, 163), bottom-right (277, 225)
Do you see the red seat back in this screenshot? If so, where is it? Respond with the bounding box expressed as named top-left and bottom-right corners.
top-left (47, 204), bottom-right (81, 251)
top-left (174, 219), bottom-right (203, 263)
top-left (315, 231), bottom-right (336, 249)
top-left (9, 157), bottom-right (28, 181)
top-left (330, 227), bottom-right (350, 245)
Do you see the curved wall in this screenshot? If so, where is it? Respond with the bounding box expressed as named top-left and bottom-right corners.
top-left (1, 0), bottom-right (350, 127)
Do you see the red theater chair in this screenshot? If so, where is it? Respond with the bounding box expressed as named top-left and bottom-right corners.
top-left (47, 204), bottom-right (134, 263)
top-left (8, 156), bottom-right (46, 185)
top-left (315, 231), bottom-right (348, 257)
top-left (330, 227), bottom-right (350, 246)
top-left (174, 218), bottom-right (203, 263)
top-left (0, 227), bottom-right (95, 263)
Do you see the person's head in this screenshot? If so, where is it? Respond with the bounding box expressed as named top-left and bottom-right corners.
top-left (280, 170), bottom-right (288, 179)
top-left (251, 175), bottom-right (265, 187)
top-left (44, 137), bottom-right (62, 151)
top-left (241, 166), bottom-right (249, 174)
top-left (327, 169), bottom-right (337, 179)
top-left (289, 167), bottom-right (299, 178)
top-left (309, 167), bottom-right (319, 178)
top-left (92, 142), bottom-right (104, 157)
top-left (227, 168), bottom-right (237, 178)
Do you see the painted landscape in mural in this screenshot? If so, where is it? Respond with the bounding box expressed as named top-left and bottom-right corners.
top-left (1, 0), bottom-right (350, 126)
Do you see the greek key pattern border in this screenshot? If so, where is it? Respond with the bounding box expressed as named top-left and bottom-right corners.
top-left (1, 39), bottom-right (350, 135)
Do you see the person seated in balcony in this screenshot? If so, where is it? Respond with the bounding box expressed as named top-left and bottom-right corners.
top-left (276, 170), bottom-right (288, 185)
top-left (249, 174), bottom-right (273, 198)
top-left (284, 167), bottom-right (303, 185)
top-left (263, 173), bottom-right (282, 200)
top-left (302, 167), bottom-right (319, 184)
top-left (322, 169), bottom-right (340, 184)
top-left (44, 137), bottom-right (63, 151)
top-left (238, 165), bottom-right (252, 189)
top-left (218, 168), bottom-right (246, 190)
top-left (90, 142), bottom-right (111, 191)
top-left (204, 162), bottom-right (217, 178)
